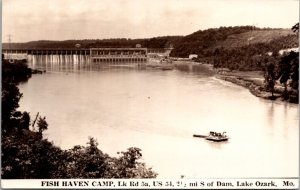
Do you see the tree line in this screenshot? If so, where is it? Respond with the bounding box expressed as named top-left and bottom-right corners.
top-left (3, 36), bottom-right (180, 49)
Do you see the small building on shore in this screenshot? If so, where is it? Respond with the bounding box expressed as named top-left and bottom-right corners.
top-left (189, 54), bottom-right (198, 60)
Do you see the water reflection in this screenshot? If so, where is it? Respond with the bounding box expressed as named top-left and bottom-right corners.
top-left (29, 55), bottom-right (150, 73)
top-left (268, 102), bottom-right (274, 128)
top-left (206, 140), bottom-right (229, 149)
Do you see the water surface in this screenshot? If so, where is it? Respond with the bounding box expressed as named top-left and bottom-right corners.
top-left (18, 59), bottom-right (299, 178)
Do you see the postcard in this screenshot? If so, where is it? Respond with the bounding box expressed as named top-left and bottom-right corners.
top-left (1, 0), bottom-right (299, 189)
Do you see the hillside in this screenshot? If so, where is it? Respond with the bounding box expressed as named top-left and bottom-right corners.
top-left (168, 26), bottom-right (298, 71)
top-left (170, 26), bottom-right (297, 57)
top-left (215, 29), bottom-right (295, 49)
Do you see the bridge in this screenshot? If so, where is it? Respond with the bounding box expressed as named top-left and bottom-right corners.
top-left (2, 47), bottom-right (171, 63)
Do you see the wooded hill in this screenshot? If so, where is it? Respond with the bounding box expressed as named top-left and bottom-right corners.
top-left (170, 26), bottom-right (296, 57)
top-left (170, 26), bottom-right (298, 71)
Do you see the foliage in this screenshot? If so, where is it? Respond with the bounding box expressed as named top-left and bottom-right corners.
top-left (2, 129), bottom-right (60, 178)
top-left (276, 51), bottom-right (299, 100)
top-left (19, 111), bottom-right (30, 130)
top-left (264, 62), bottom-right (276, 97)
top-left (2, 59), bottom-right (32, 131)
top-left (2, 131), bottom-right (157, 179)
top-left (54, 139), bottom-right (157, 179)
top-left (36, 116), bottom-right (48, 133)
top-left (113, 147), bottom-right (156, 178)
top-left (259, 23), bottom-right (299, 102)
top-left (59, 138), bottom-right (108, 178)
top-left (2, 60), bottom-right (32, 83)
top-left (292, 22), bottom-right (299, 33)
top-left (1, 81), bottom-right (23, 129)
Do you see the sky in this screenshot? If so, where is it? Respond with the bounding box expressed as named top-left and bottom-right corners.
top-left (2, 0), bottom-right (299, 42)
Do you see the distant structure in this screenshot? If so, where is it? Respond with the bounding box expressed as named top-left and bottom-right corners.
top-left (189, 54), bottom-right (198, 60)
top-left (279, 47), bottom-right (299, 55)
top-left (90, 48), bottom-right (147, 63)
top-left (147, 48), bottom-right (173, 59)
top-left (2, 47), bottom-right (174, 64)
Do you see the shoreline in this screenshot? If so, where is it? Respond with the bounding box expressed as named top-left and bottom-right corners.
top-left (216, 74), bottom-right (279, 100)
top-left (168, 61), bottom-right (298, 104)
top-left (214, 69), bottom-right (298, 104)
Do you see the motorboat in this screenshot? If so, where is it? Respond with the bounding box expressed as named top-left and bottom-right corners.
top-left (193, 131), bottom-right (229, 142)
top-left (205, 131), bottom-right (229, 142)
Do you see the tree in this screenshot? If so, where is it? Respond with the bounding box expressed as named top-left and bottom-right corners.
top-left (264, 62), bottom-right (276, 98)
top-left (290, 55), bottom-right (299, 90)
top-left (277, 51), bottom-right (298, 100)
top-left (20, 112), bottom-right (30, 130)
top-left (277, 55), bottom-right (291, 99)
top-left (37, 116), bottom-right (48, 133)
top-left (292, 22), bottom-right (299, 33)
top-left (112, 147), bottom-right (157, 178)
top-left (290, 23), bottom-right (299, 91)
top-left (1, 80), bottom-right (23, 129)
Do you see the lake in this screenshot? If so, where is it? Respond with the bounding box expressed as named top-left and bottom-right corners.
top-left (18, 58), bottom-right (298, 178)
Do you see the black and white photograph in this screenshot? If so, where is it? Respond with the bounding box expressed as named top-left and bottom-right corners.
top-left (1, 0), bottom-right (299, 189)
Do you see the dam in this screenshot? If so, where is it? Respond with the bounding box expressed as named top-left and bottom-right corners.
top-left (2, 47), bottom-right (172, 63)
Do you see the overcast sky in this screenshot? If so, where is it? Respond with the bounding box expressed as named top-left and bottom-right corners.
top-left (2, 0), bottom-right (299, 42)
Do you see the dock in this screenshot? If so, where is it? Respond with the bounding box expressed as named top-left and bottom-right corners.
top-left (193, 134), bottom-right (207, 138)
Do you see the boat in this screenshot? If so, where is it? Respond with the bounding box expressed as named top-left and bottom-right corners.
top-left (193, 131), bottom-right (229, 142)
top-left (205, 131), bottom-right (229, 142)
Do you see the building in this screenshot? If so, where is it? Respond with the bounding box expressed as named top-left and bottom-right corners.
top-left (189, 54), bottom-right (198, 60)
